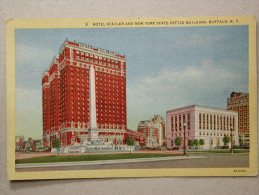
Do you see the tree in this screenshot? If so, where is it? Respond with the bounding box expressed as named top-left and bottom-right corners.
top-left (188, 140), bottom-right (194, 147)
top-left (199, 139), bottom-right (205, 149)
top-left (175, 137), bottom-right (182, 149)
top-left (193, 139), bottom-right (200, 149)
top-left (53, 138), bottom-right (61, 148)
top-left (126, 137), bottom-right (135, 153)
top-left (223, 135), bottom-right (230, 147)
top-left (126, 137), bottom-right (135, 146)
top-left (53, 138), bottom-right (61, 155)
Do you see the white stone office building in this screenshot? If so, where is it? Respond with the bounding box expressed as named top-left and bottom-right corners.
top-left (166, 105), bottom-right (239, 150)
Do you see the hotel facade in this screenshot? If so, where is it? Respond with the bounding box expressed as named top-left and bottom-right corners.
top-left (42, 40), bottom-right (128, 147)
top-left (166, 105), bottom-right (239, 150)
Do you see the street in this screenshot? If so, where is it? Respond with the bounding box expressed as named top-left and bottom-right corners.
top-left (16, 153), bottom-right (249, 172)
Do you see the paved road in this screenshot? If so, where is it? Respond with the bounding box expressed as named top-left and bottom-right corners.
top-left (16, 155), bottom-right (205, 169)
top-left (16, 153), bottom-right (249, 172)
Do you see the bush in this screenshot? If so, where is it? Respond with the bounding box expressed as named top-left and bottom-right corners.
top-left (233, 145), bottom-right (240, 149)
top-left (221, 146), bottom-right (229, 149)
top-left (223, 135), bottom-right (230, 146)
top-left (188, 140), bottom-right (194, 147)
top-left (175, 137), bottom-right (182, 147)
top-left (199, 139), bottom-right (205, 146)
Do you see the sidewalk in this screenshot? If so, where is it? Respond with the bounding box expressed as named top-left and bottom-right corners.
top-left (16, 155), bottom-right (206, 169)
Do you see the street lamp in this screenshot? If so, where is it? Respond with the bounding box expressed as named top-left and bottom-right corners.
top-left (230, 128), bottom-right (234, 154)
top-left (183, 123), bottom-right (187, 156)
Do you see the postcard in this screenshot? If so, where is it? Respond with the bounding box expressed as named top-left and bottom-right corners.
top-left (6, 16), bottom-right (257, 180)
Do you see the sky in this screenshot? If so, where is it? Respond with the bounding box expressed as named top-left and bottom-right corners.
top-left (15, 25), bottom-right (248, 140)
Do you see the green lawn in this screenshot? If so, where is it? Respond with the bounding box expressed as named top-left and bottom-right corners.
top-left (16, 153), bottom-right (181, 164)
top-left (188, 149), bottom-right (249, 154)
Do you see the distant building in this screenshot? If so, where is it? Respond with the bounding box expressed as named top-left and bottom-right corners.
top-left (166, 105), bottom-right (239, 150)
top-left (15, 136), bottom-right (24, 151)
top-left (137, 115), bottom-right (165, 147)
top-left (32, 139), bottom-right (44, 152)
top-left (227, 92), bottom-right (249, 148)
top-left (16, 135), bottom-right (24, 147)
top-left (28, 137), bottom-right (33, 143)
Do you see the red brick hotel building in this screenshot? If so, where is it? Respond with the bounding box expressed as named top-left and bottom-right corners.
top-left (42, 40), bottom-right (144, 148)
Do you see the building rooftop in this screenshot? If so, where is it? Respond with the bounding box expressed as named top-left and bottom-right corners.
top-left (59, 39), bottom-right (125, 59)
top-left (167, 104), bottom-right (238, 114)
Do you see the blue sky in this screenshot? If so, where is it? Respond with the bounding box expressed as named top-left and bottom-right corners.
top-left (15, 26), bottom-right (248, 139)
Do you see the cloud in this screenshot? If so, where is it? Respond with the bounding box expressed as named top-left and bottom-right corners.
top-left (140, 58), bottom-right (243, 85)
top-left (174, 34), bottom-right (226, 48)
top-left (126, 58), bottom-right (248, 130)
top-left (16, 42), bottom-right (55, 65)
top-left (15, 42), bottom-right (57, 89)
top-left (16, 86), bottom-right (42, 139)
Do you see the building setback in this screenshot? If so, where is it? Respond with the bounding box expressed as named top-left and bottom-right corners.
top-left (166, 105), bottom-right (239, 150)
top-left (42, 40), bottom-right (127, 147)
top-left (227, 92), bottom-right (249, 147)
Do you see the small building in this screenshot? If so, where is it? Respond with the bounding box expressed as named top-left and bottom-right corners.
top-left (166, 105), bottom-right (239, 150)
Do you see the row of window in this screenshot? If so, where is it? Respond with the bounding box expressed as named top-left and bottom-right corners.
top-left (76, 56), bottom-right (120, 69)
top-left (69, 116), bottom-right (125, 123)
top-left (199, 113), bottom-right (235, 131)
top-left (171, 132), bottom-right (190, 137)
top-left (75, 50), bottom-right (120, 64)
top-left (60, 62), bottom-right (124, 79)
top-left (171, 113), bottom-right (191, 131)
top-left (198, 132), bottom-right (235, 137)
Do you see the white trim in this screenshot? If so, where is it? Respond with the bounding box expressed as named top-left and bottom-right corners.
top-left (68, 44), bottom-right (125, 62)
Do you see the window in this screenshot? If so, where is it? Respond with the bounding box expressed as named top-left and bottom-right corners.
top-left (223, 116), bottom-right (226, 130)
top-left (203, 113), bottom-right (205, 129)
top-left (210, 114), bottom-right (212, 130)
top-left (175, 116), bottom-right (178, 131)
top-left (199, 113), bottom-right (202, 129)
top-left (179, 115), bottom-right (181, 131)
top-left (206, 114), bottom-right (209, 129)
top-left (171, 117), bottom-right (174, 131)
top-left (217, 115), bottom-right (219, 130)
top-left (214, 115), bottom-right (216, 130)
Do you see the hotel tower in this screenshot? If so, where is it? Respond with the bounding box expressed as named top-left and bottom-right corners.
top-left (42, 40), bottom-right (127, 147)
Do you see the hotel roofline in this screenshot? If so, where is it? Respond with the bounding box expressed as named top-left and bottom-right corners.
top-left (58, 39), bottom-right (126, 60)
